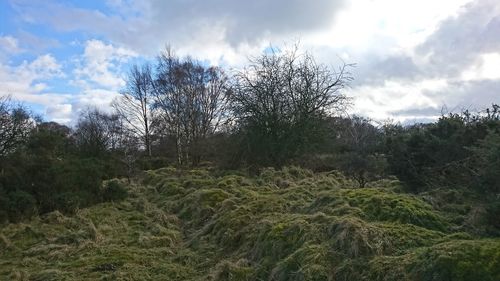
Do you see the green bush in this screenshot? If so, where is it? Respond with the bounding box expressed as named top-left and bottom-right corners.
top-left (137, 156), bottom-right (170, 171)
top-left (102, 180), bottom-right (128, 202)
top-left (486, 202), bottom-right (500, 233)
top-left (5, 190), bottom-right (37, 221)
top-left (52, 191), bottom-right (89, 214)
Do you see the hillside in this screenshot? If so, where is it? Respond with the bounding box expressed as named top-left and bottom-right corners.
top-left (1, 167), bottom-right (499, 281)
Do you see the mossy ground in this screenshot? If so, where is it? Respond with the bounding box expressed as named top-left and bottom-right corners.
top-left (1, 167), bottom-right (499, 280)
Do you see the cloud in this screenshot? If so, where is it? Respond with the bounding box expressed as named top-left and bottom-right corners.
top-left (5, 0), bottom-right (500, 124)
top-left (16, 30), bottom-right (61, 53)
top-left (461, 52), bottom-right (500, 81)
top-left (45, 103), bottom-right (72, 124)
top-left (73, 39), bottom-right (136, 90)
top-left (350, 78), bottom-right (447, 121)
top-left (345, 0), bottom-right (500, 121)
top-left (10, 0), bottom-right (346, 64)
top-left (0, 53), bottom-right (62, 100)
top-left (0, 35), bottom-right (23, 59)
top-left (416, 0), bottom-right (500, 77)
top-left (140, 0), bottom-right (346, 47)
top-left (0, 53), bottom-right (74, 122)
top-left (0, 38), bottom-right (136, 124)
top-left (73, 89), bottom-right (121, 113)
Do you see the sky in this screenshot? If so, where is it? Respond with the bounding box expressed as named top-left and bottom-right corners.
top-left (0, 0), bottom-right (499, 125)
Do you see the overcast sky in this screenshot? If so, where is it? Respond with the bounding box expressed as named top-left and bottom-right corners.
top-left (1, 0), bottom-right (499, 124)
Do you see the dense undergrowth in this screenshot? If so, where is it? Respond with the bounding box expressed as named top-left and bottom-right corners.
top-left (1, 166), bottom-right (499, 280)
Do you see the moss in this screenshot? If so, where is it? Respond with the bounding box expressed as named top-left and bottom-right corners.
top-left (182, 178), bottom-right (215, 189)
top-left (269, 244), bottom-right (332, 281)
top-left (28, 269), bottom-right (67, 281)
top-left (341, 188), bottom-right (449, 231)
top-left (187, 168), bottom-right (212, 178)
top-left (409, 239), bottom-right (500, 281)
top-left (216, 175), bottom-right (252, 190)
top-left (177, 188), bottom-right (231, 226)
top-left (1, 166), bottom-right (498, 280)
top-left (208, 260), bottom-right (254, 281)
top-left (156, 180), bottom-right (185, 196)
top-left (0, 234), bottom-right (15, 251)
top-left (366, 239), bottom-right (500, 281)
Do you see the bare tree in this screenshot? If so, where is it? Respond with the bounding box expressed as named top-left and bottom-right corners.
top-left (113, 64), bottom-right (155, 157)
top-left (0, 95), bottom-right (34, 156)
top-left (335, 116), bottom-right (386, 187)
top-left (153, 48), bottom-right (231, 166)
top-left (74, 108), bottom-right (123, 157)
top-left (232, 44), bottom-right (352, 166)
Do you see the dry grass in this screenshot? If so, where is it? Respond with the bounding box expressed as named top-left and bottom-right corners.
top-left (1, 166), bottom-right (499, 280)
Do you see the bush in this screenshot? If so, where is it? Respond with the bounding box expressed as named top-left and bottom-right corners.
top-left (486, 202), bottom-right (500, 232)
top-left (52, 192), bottom-right (90, 214)
top-left (136, 156), bottom-right (171, 171)
top-left (5, 190), bottom-right (37, 221)
top-left (102, 180), bottom-right (128, 202)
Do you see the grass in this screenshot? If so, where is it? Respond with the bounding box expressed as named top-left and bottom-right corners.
top-left (1, 167), bottom-right (499, 280)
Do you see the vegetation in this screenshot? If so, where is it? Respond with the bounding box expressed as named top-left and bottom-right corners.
top-left (230, 45), bottom-right (351, 167)
top-left (1, 44), bottom-right (499, 280)
top-left (1, 167), bottom-right (499, 280)
top-left (385, 105), bottom-right (500, 193)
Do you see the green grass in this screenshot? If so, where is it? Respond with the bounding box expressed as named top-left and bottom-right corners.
top-left (1, 167), bottom-right (499, 280)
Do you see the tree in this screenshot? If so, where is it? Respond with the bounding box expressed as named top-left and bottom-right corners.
top-left (112, 63), bottom-right (155, 157)
top-left (469, 130), bottom-right (500, 194)
top-left (0, 119), bottom-right (106, 219)
top-left (0, 96), bottom-right (34, 157)
top-left (335, 116), bottom-right (386, 187)
top-left (74, 108), bottom-right (124, 158)
top-left (153, 48), bottom-right (231, 166)
top-left (231, 45), bottom-right (352, 167)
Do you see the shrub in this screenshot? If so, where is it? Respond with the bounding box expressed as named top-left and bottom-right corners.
top-left (486, 202), bottom-right (500, 233)
top-left (102, 180), bottom-right (128, 202)
top-left (52, 192), bottom-right (89, 214)
top-left (6, 190), bottom-right (37, 221)
top-left (136, 156), bottom-right (170, 171)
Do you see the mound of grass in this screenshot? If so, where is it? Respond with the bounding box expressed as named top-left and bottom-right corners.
top-left (366, 239), bottom-right (500, 281)
top-left (1, 166), bottom-right (498, 280)
top-left (340, 188), bottom-right (449, 231)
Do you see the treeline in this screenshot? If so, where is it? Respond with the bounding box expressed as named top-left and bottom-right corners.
top-left (1, 45), bottom-right (499, 222)
top-left (0, 98), bottom-right (129, 222)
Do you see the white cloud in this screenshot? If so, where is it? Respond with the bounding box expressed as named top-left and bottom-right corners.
top-left (0, 35), bottom-right (23, 55)
top-left (351, 79), bottom-right (448, 121)
top-left (73, 88), bottom-right (120, 113)
top-left (0, 40), bottom-right (135, 125)
top-left (45, 103), bottom-right (72, 124)
top-left (0, 53), bottom-right (76, 123)
top-left (73, 39), bottom-right (136, 90)
top-left (0, 54), bottom-right (62, 103)
top-left (462, 52), bottom-right (500, 81)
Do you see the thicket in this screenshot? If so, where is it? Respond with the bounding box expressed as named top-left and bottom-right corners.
top-left (385, 105), bottom-right (500, 194)
top-left (0, 108), bottom-right (129, 223)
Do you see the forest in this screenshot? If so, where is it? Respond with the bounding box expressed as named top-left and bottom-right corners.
top-left (1, 46), bottom-right (499, 280)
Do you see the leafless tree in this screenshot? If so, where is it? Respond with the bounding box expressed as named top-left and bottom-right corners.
top-left (0, 95), bottom-right (34, 156)
top-left (74, 108), bottom-right (124, 157)
top-left (112, 64), bottom-right (155, 156)
top-left (335, 116), bottom-right (385, 187)
top-left (231, 44), bottom-right (352, 166)
top-left (153, 48), bottom-right (231, 166)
